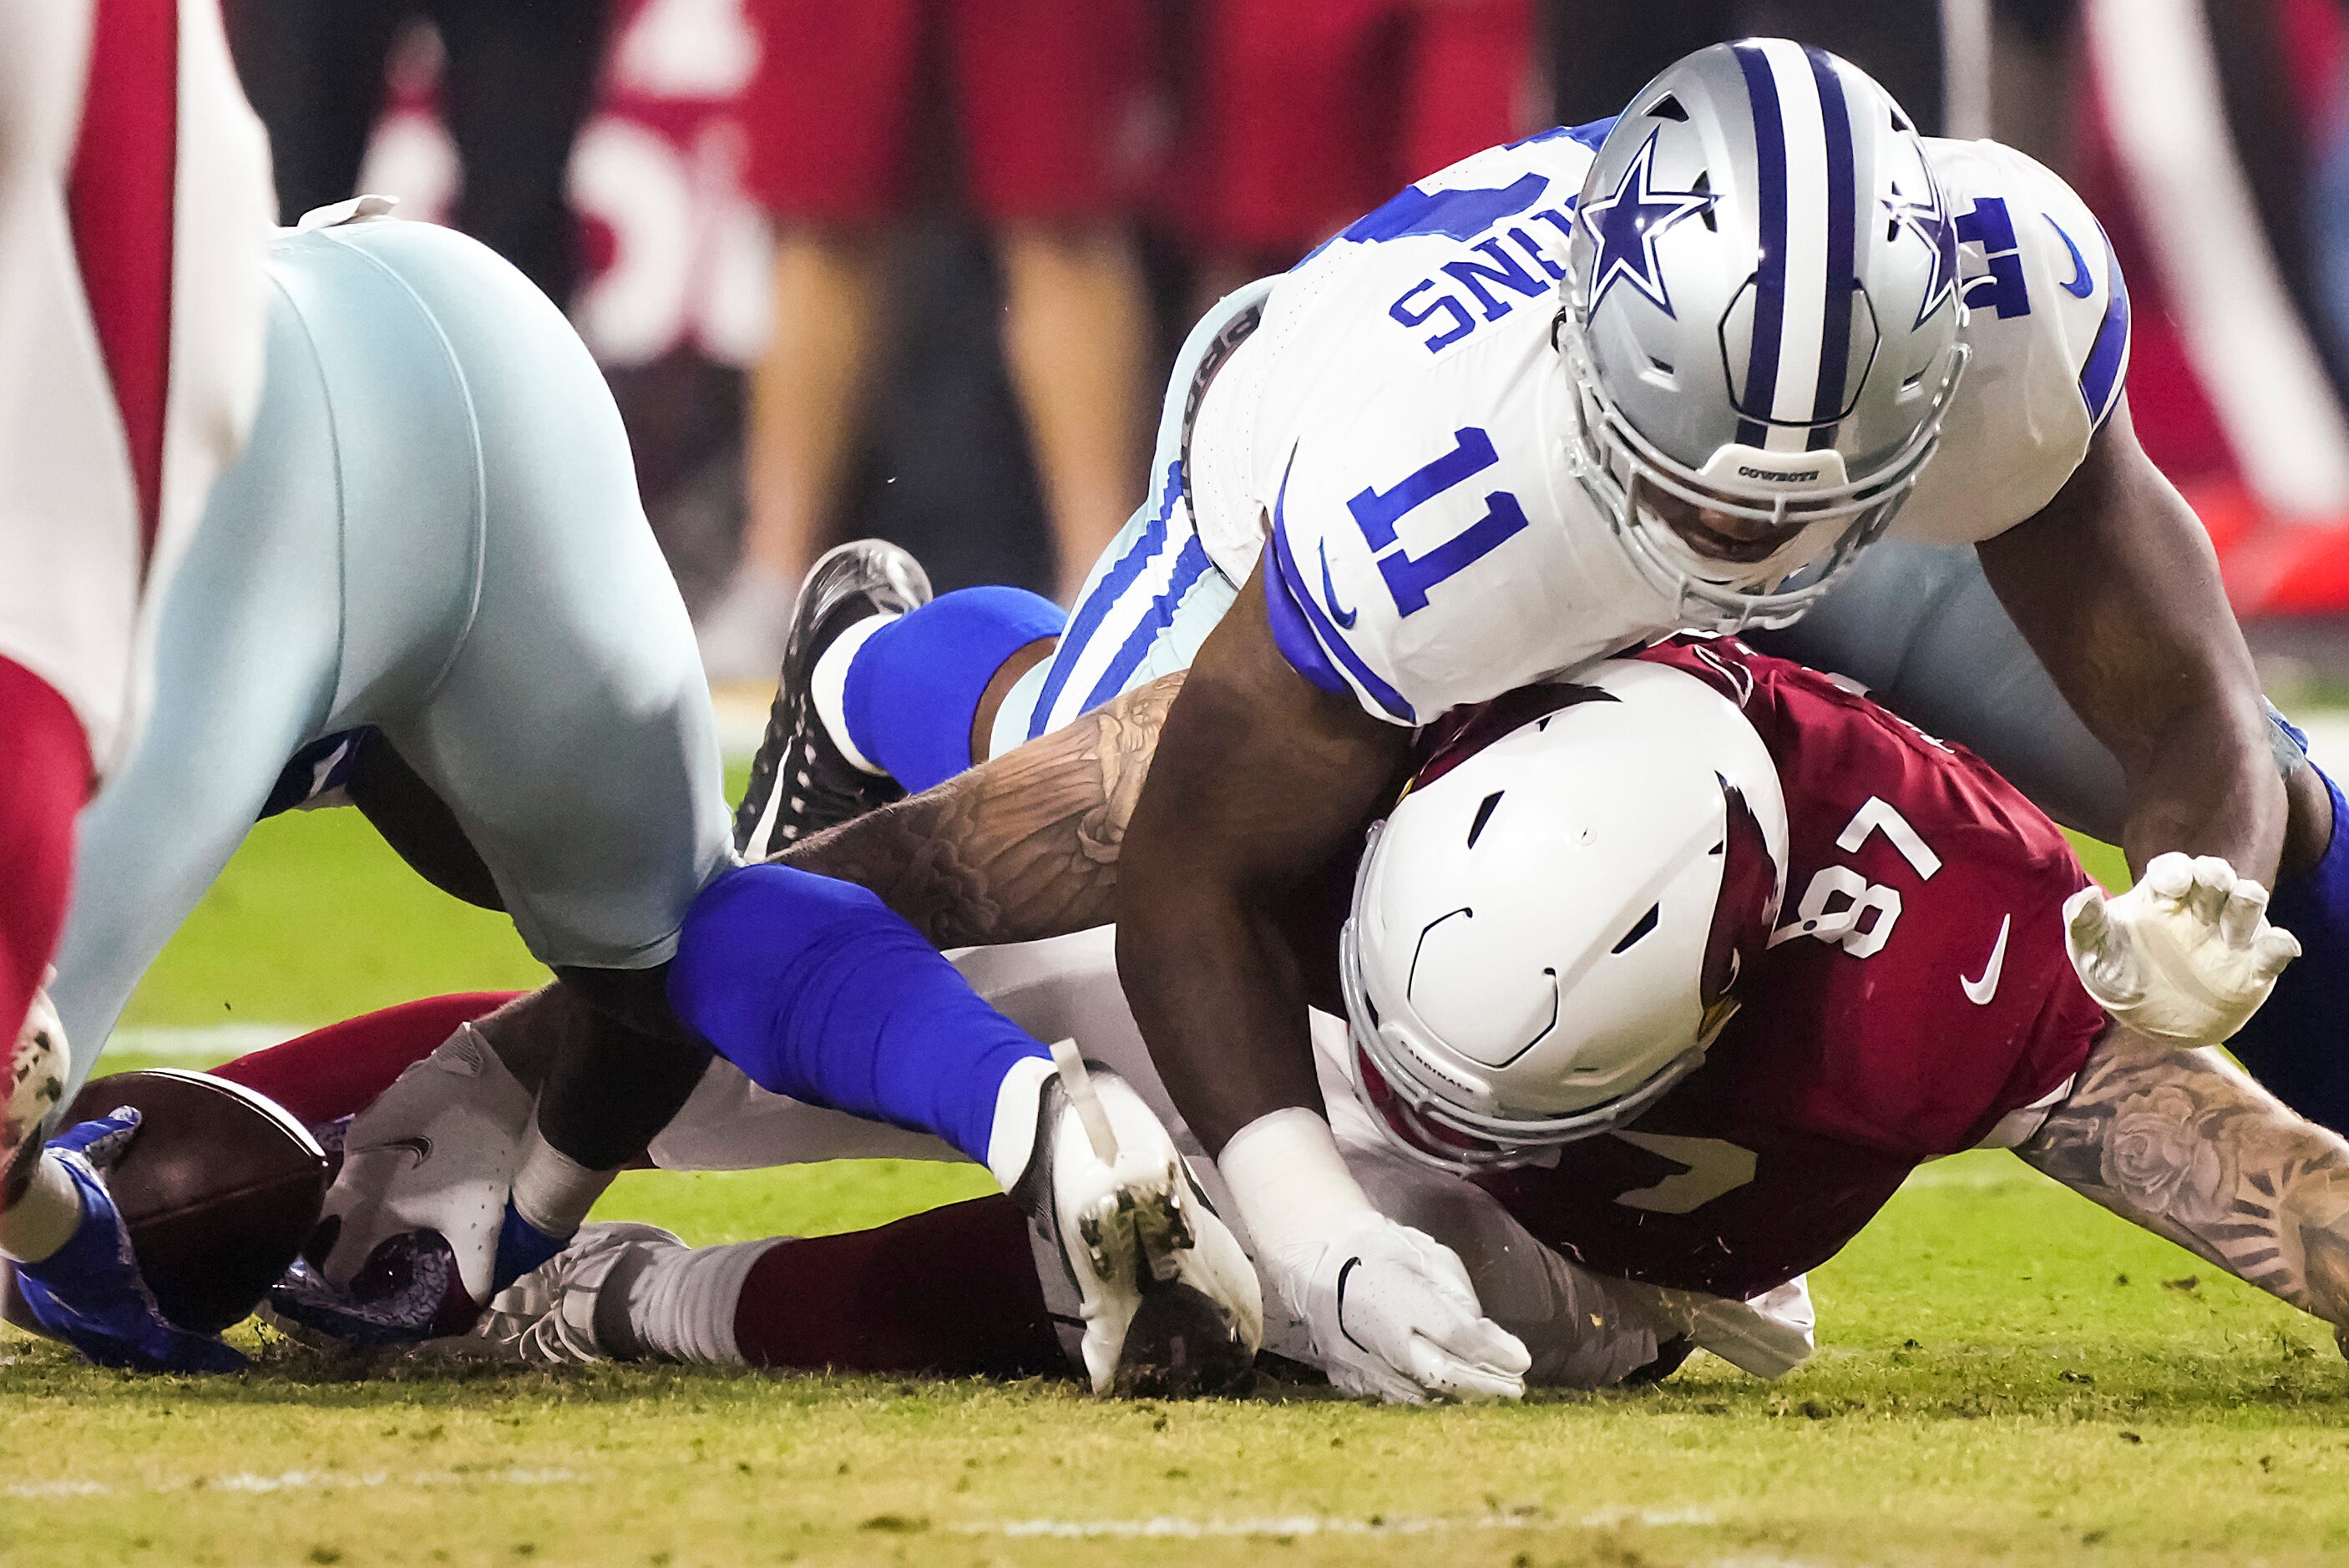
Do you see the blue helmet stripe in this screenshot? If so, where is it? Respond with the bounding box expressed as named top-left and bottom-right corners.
top-left (1805, 48), bottom-right (1858, 451)
top-left (1734, 43), bottom-right (1789, 450)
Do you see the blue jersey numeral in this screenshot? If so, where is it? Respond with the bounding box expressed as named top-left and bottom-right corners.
top-left (1955, 197), bottom-right (2033, 320)
top-left (1344, 428), bottom-right (1530, 616)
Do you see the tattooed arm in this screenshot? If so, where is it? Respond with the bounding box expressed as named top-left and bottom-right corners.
top-left (2016, 1027), bottom-right (2349, 1333)
top-left (774, 672), bottom-right (1185, 948)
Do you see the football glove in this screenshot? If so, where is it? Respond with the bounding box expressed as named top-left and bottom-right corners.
top-left (12, 1110), bottom-right (247, 1373)
top-left (1269, 1207), bottom-right (1531, 1404)
top-left (2063, 852), bottom-right (2301, 1047)
top-left (1219, 1107), bottom-right (1526, 1404)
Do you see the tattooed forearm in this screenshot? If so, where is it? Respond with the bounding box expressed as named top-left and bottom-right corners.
top-left (775, 673), bottom-right (1185, 948)
top-left (2017, 1027), bottom-right (2349, 1329)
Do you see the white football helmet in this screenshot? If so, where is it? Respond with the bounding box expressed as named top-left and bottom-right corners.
top-left (1557, 40), bottom-right (1970, 631)
top-left (1339, 659), bottom-right (1788, 1170)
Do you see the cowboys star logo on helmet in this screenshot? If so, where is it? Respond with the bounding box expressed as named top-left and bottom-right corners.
top-left (1576, 129), bottom-right (1718, 319)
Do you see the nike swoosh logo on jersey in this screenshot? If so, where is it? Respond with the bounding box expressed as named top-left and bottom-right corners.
top-left (1962, 915), bottom-right (2012, 1005)
top-left (352, 1134), bottom-right (433, 1170)
top-left (1319, 540), bottom-right (1359, 628)
top-left (2046, 215), bottom-right (2095, 299)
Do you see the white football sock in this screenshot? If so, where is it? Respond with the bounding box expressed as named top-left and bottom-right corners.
top-left (0, 1150), bottom-right (83, 1262)
top-left (509, 1119), bottom-right (615, 1239)
top-left (984, 1054), bottom-right (1059, 1191)
top-left (809, 613), bottom-right (897, 776)
top-left (618, 1237), bottom-right (783, 1364)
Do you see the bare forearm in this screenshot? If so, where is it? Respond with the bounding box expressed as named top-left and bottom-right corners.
top-left (1116, 887), bottom-right (1327, 1154)
top-left (1980, 402), bottom-right (2285, 881)
top-left (2117, 698), bottom-right (2282, 879)
top-left (2018, 1029), bottom-right (2349, 1326)
top-left (776, 674), bottom-right (1183, 947)
top-left (1113, 573), bottom-right (1410, 1156)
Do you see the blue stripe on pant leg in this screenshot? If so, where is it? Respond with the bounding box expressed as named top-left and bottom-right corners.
top-left (1029, 461), bottom-right (1182, 741)
top-left (1077, 534), bottom-right (1215, 716)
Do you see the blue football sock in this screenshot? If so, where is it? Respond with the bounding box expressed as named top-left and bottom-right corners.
top-left (842, 587), bottom-right (1066, 793)
top-left (668, 863), bottom-right (1050, 1166)
top-left (2229, 761), bottom-right (2349, 1133)
top-left (493, 1201), bottom-right (567, 1292)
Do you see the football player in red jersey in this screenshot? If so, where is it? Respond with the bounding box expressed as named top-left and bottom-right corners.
top-left (195, 639), bottom-right (2346, 1396)
top-left (0, 0), bottom-right (272, 1187)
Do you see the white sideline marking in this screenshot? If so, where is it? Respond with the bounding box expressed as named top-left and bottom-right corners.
top-left (962, 1506), bottom-right (1718, 1540)
top-left (106, 1024), bottom-right (305, 1062)
top-left (1, 1467), bottom-right (584, 1500)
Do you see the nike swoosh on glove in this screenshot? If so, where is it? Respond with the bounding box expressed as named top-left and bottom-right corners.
top-left (13, 1110), bottom-right (247, 1373)
top-left (2064, 852), bottom-right (2302, 1046)
top-left (1271, 1209), bottom-right (1530, 1404)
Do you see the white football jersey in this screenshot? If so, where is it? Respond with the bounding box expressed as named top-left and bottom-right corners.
top-left (1185, 123), bottom-right (2131, 726)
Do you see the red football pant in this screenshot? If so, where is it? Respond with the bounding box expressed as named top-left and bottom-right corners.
top-left (731, 1196), bottom-right (1057, 1377)
top-left (211, 991), bottom-right (524, 1126)
top-left (213, 994), bottom-right (1060, 1376)
top-left (0, 658), bottom-right (92, 1050)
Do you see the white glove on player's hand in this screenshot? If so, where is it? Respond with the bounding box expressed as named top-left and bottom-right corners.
top-left (1263, 1208), bottom-right (1531, 1404)
top-left (2063, 852), bottom-right (2301, 1046)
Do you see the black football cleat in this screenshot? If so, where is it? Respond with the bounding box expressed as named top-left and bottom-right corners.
top-left (733, 539), bottom-right (933, 859)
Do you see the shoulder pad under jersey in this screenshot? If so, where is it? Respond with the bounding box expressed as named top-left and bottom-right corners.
top-left (1896, 139), bottom-right (2131, 544)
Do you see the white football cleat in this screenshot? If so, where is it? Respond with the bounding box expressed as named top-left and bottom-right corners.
top-left (1013, 1043), bottom-right (1263, 1397)
top-left (4, 981), bottom-right (68, 1198)
top-left (449, 1221), bottom-right (685, 1367)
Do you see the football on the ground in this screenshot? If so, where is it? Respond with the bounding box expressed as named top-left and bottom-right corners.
top-left (54, 1070), bottom-right (331, 1334)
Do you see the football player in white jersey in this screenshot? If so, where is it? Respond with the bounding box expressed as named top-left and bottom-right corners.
top-left (697, 40), bottom-right (2338, 1403)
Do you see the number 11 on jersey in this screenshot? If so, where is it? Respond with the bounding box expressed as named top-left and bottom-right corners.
top-left (1344, 427), bottom-right (1531, 617)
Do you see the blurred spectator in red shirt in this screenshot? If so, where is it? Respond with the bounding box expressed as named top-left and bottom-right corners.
top-left (697, 0), bottom-right (1156, 678)
top-left (1180, 0), bottom-right (1536, 297)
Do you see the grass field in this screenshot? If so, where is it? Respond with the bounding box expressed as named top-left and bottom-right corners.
top-left (7, 804), bottom-right (2347, 1566)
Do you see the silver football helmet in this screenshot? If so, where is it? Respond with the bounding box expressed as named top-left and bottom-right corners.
top-left (1557, 39), bottom-right (1969, 630)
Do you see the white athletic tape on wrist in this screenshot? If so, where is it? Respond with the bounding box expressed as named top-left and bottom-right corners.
top-left (1216, 1107), bottom-right (1377, 1258)
top-left (0, 1150), bottom-right (82, 1263)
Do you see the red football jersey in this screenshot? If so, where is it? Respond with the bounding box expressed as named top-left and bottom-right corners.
top-left (1455, 637), bottom-right (2112, 1301)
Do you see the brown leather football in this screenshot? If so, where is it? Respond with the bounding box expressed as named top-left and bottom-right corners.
top-left (58, 1069), bottom-right (331, 1334)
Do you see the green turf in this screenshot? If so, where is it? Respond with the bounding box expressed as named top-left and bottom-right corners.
top-left (117, 804), bottom-right (549, 1030)
top-left (18, 795), bottom-right (2349, 1565)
